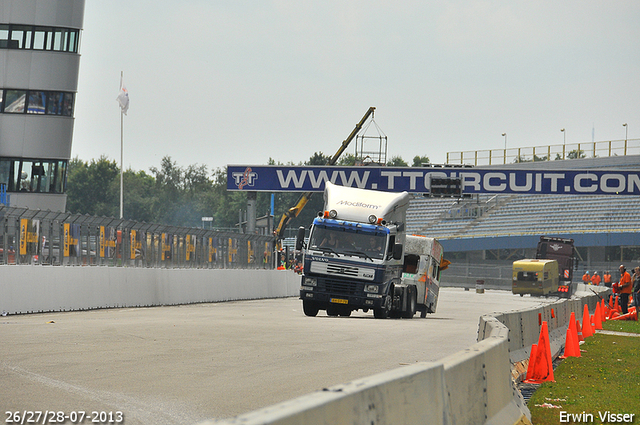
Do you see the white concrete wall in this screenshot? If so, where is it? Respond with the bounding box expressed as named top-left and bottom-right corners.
top-left (0, 266), bottom-right (300, 314)
top-left (0, 266), bottom-right (606, 425)
top-left (199, 286), bottom-right (606, 425)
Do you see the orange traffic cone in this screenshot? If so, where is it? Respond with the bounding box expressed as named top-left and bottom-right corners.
top-left (610, 307), bottom-right (637, 321)
top-left (582, 305), bottom-right (593, 338)
top-left (594, 303), bottom-right (603, 330)
top-left (601, 299), bottom-right (607, 323)
top-left (613, 296), bottom-right (621, 313)
top-left (524, 343), bottom-right (538, 381)
top-left (576, 319), bottom-right (584, 342)
top-left (560, 313), bottom-right (581, 359)
top-left (524, 321), bottom-right (555, 383)
top-left (609, 294), bottom-right (614, 309)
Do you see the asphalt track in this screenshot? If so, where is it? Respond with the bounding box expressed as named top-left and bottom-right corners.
top-left (1, 288), bottom-right (553, 425)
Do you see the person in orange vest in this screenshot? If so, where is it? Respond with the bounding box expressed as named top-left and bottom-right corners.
top-left (618, 264), bottom-right (632, 315)
top-left (632, 267), bottom-right (640, 320)
top-left (582, 271), bottom-right (591, 284)
top-left (590, 271), bottom-right (601, 286)
top-left (603, 271), bottom-right (612, 288)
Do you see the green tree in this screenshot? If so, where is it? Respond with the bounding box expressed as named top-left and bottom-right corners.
top-left (66, 156), bottom-right (119, 216)
top-left (567, 149), bottom-right (586, 159)
top-left (387, 155), bottom-right (408, 167)
top-left (412, 155), bottom-right (430, 167)
top-left (336, 153), bottom-right (358, 166)
top-left (122, 169), bottom-right (157, 222)
top-left (307, 152), bottom-right (331, 165)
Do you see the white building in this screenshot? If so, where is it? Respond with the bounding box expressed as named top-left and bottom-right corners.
top-left (0, 0), bottom-right (85, 211)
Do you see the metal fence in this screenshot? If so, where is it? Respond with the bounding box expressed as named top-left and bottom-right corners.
top-left (0, 206), bottom-right (275, 269)
top-left (446, 138), bottom-right (640, 166)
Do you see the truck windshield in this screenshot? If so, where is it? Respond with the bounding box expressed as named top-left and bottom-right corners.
top-left (308, 226), bottom-right (387, 260)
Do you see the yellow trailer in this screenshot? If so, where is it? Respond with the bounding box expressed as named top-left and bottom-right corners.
top-left (512, 259), bottom-right (559, 296)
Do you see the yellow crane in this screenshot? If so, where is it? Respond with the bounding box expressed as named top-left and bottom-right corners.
top-left (274, 106), bottom-right (376, 250)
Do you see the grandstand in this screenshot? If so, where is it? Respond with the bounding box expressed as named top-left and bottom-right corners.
top-left (406, 155), bottom-right (640, 286)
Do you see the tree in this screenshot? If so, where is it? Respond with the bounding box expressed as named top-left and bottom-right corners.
top-left (122, 169), bottom-right (157, 222)
top-left (412, 155), bottom-right (430, 167)
top-left (387, 156), bottom-right (408, 167)
top-left (307, 152), bottom-right (331, 165)
top-left (567, 149), bottom-right (586, 160)
top-left (336, 153), bottom-right (358, 166)
top-left (66, 156), bottom-right (119, 216)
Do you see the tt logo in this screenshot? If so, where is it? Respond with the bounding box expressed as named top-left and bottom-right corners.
top-left (232, 167), bottom-right (258, 189)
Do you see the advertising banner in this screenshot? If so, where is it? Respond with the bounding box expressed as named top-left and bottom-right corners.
top-left (19, 218), bottom-right (40, 256)
top-left (99, 226), bottom-right (117, 258)
top-left (161, 233), bottom-right (173, 261)
top-left (208, 237), bottom-right (218, 263)
top-left (227, 165), bottom-right (640, 196)
top-left (130, 230), bottom-right (144, 260)
top-left (63, 223), bottom-right (80, 257)
top-left (186, 234), bottom-right (196, 261)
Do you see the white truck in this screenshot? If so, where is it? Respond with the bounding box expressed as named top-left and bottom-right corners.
top-left (297, 182), bottom-right (447, 319)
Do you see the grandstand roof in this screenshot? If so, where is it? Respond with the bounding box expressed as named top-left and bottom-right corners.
top-left (407, 155), bottom-right (640, 251)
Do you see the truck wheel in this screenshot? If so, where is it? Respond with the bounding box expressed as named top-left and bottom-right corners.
top-left (338, 308), bottom-right (352, 317)
top-left (374, 296), bottom-right (391, 319)
top-left (327, 306), bottom-right (340, 317)
top-left (303, 301), bottom-right (319, 317)
top-left (402, 287), bottom-right (417, 319)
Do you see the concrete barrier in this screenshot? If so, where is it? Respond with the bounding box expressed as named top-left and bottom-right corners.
top-left (199, 285), bottom-right (609, 425)
top-left (0, 266), bottom-right (300, 315)
top-left (1, 266), bottom-right (609, 425)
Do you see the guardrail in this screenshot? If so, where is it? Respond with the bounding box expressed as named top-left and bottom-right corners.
top-left (200, 285), bottom-right (607, 425)
top-left (0, 205), bottom-right (274, 269)
top-left (446, 139), bottom-right (640, 166)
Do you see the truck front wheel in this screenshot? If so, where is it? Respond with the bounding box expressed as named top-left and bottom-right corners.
top-left (373, 296), bottom-right (391, 319)
top-left (303, 300), bottom-right (319, 317)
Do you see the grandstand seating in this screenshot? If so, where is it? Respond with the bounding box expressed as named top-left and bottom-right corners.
top-left (406, 193), bottom-right (640, 240)
top-left (407, 155), bottom-right (640, 244)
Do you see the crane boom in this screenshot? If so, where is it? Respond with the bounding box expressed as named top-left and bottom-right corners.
top-left (274, 107), bottom-right (376, 249)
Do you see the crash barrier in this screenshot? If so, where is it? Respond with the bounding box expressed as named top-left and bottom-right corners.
top-left (200, 284), bottom-right (608, 425)
top-left (0, 205), bottom-right (274, 269)
top-left (0, 266), bottom-right (301, 315)
top-left (445, 262), bottom-right (625, 290)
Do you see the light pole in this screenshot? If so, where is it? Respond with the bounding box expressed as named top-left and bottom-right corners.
top-left (561, 128), bottom-right (566, 159)
top-left (623, 123), bottom-right (628, 156)
top-left (502, 133), bottom-right (507, 164)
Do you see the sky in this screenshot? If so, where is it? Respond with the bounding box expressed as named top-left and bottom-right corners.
top-left (72, 1), bottom-right (640, 174)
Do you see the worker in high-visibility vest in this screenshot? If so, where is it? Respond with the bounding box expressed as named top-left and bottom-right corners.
top-left (582, 271), bottom-right (591, 284)
top-left (603, 271), bottom-right (612, 287)
top-left (618, 265), bottom-right (632, 315)
top-left (590, 271), bottom-right (601, 286)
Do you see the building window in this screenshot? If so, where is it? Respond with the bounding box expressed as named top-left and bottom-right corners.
top-left (0, 158), bottom-right (67, 194)
top-left (1, 88), bottom-right (74, 116)
top-left (0, 24), bottom-right (79, 53)
top-left (4, 90), bottom-right (26, 113)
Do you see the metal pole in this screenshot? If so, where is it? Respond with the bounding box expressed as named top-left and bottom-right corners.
top-left (120, 71), bottom-right (124, 219)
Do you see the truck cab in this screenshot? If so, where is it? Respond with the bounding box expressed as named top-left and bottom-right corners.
top-left (298, 182), bottom-right (446, 319)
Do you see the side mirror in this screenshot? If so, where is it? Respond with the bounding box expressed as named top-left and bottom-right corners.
top-left (392, 243), bottom-right (403, 260)
top-left (295, 226), bottom-right (306, 251)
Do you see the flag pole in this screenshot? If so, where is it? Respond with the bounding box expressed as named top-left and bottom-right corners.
top-left (119, 71), bottom-right (124, 219)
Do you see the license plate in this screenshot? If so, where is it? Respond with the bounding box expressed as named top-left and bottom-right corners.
top-left (330, 298), bottom-right (348, 304)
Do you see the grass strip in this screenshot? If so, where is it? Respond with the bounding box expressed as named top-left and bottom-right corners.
top-left (529, 320), bottom-right (640, 424)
